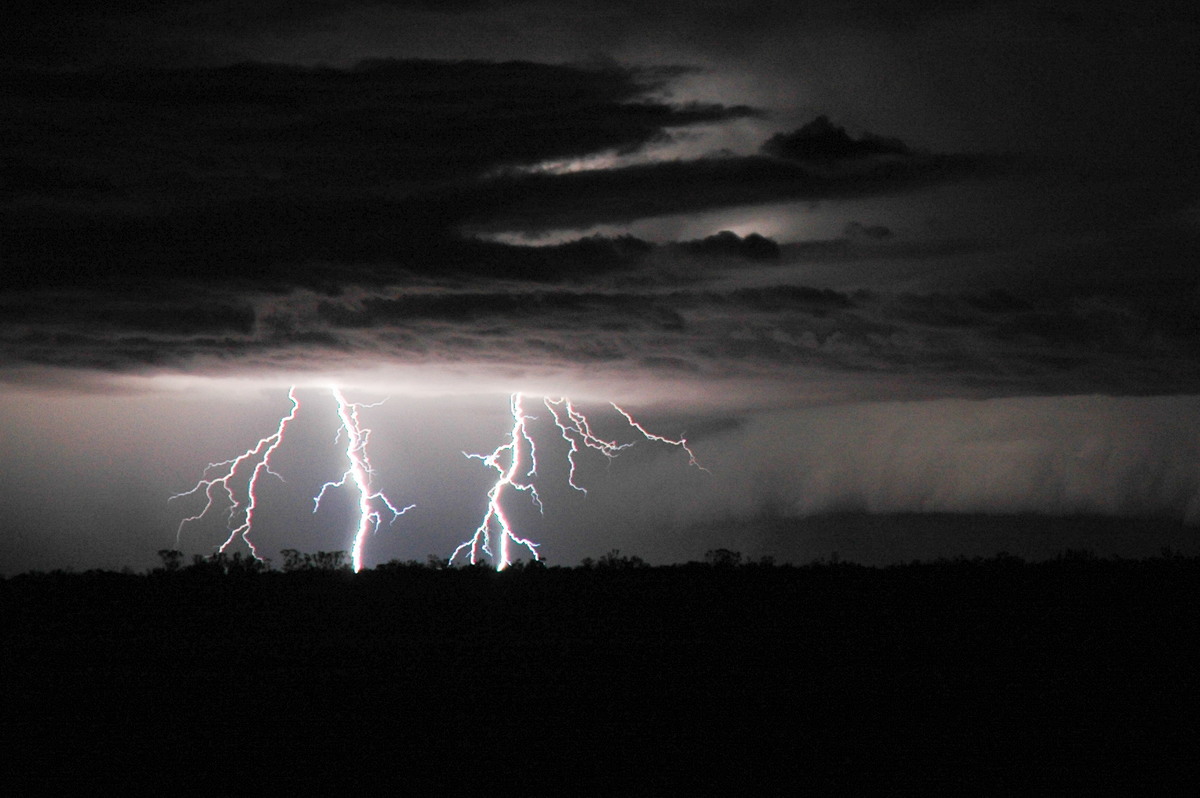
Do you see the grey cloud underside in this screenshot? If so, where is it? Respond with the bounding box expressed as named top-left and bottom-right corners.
top-left (191, 284), bottom-right (1200, 394)
top-left (7, 274), bottom-right (1199, 397)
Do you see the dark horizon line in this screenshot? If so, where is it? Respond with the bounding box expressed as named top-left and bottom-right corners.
top-left (6, 542), bottom-right (1197, 582)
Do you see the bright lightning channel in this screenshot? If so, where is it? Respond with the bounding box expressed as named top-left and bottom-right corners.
top-left (543, 397), bottom-right (633, 493)
top-left (313, 389), bottom-right (414, 573)
top-left (169, 388), bottom-right (301, 561)
top-left (611, 403), bottom-right (709, 473)
top-left (451, 394), bottom-right (544, 571)
top-left (171, 387), bottom-right (410, 571)
top-left (454, 393), bottom-right (707, 571)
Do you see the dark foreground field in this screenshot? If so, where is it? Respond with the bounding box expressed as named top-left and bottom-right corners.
top-left (5, 552), bottom-right (1200, 793)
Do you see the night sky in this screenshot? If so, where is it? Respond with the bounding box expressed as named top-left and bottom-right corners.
top-left (3, 0), bottom-right (1199, 574)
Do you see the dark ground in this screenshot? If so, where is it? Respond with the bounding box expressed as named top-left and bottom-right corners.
top-left (5, 551), bottom-right (1200, 793)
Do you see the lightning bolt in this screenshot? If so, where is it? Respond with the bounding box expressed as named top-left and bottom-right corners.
top-left (169, 388), bottom-right (301, 561)
top-left (543, 397), bottom-right (633, 493)
top-left (313, 388), bottom-right (415, 573)
top-left (172, 387), bottom-right (410, 570)
top-left (452, 393), bottom-right (543, 570)
top-left (455, 393), bottom-right (707, 570)
top-left (172, 388), bottom-right (699, 572)
top-left (611, 403), bottom-right (710, 473)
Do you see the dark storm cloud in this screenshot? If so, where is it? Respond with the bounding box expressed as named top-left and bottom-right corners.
top-left (455, 148), bottom-right (999, 232)
top-left (673, 231), bottom-right (780, 261)
top-left (1, 294), bottom-right (255, 336)
top-left (0, 203), bottom-right (661, 294)
top-left (0, 55), bottom-right (986, 302)
top-left (761, 116), bottom-right (909, 163)
top-left (3, 45), bottom-right (1197, 399)
top-left (774, 229), bottom-right (995, 266)
top-left (1, 59), bottom-right (746, 198)
top-left (314, 290), bottom-right (686, 331)
top-left (0, 59), bottom-right (752, 293)
top-left (2, 0), bottom-right (498, 69)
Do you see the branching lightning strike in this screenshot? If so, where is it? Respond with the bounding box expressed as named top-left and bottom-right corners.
top-left (543, 396), bottom-right (633, 493)
top-left (611, 403), bottom-right (709, 473)
top-left (451, 394), bottom-right (545, 570)
top-left (172, 388), bottom-right (705, 573)
top-left (313, 389), bottom-right (414, 573)
top-left (171, 387), bottom-right (409, 571)
top-left (169, 388), bottom-right (301, 561)
top-left (455, 393), bottom-right (707, 570)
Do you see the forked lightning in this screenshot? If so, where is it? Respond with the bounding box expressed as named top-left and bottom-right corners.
top-left (455, 393), bottom-right (707, 570)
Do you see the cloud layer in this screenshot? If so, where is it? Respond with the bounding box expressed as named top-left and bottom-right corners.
top-left (2, 55), bottom-right (1198, 403)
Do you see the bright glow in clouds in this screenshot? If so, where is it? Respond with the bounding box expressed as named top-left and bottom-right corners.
top-left (453, 393), bottom-right (707, 570)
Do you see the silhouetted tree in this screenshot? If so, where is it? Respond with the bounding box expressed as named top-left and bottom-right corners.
top-left (597, 549), bottom-right (647, 569)
top-left (280, 548), bottom-right (304, 572)
top-left (704, 548), bottom-right (743, 568)
top-left (279, 548), bottom-right (350, 572)
top-left (223, 551), bottom-right (268, 576)
top-left (312, 550), bottom-right (349, 571)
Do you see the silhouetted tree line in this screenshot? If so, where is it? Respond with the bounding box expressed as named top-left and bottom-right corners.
top-left (2, 544), bottom-right (1196, 583)
top-left (7, 543), bottom-right (1200, 794)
